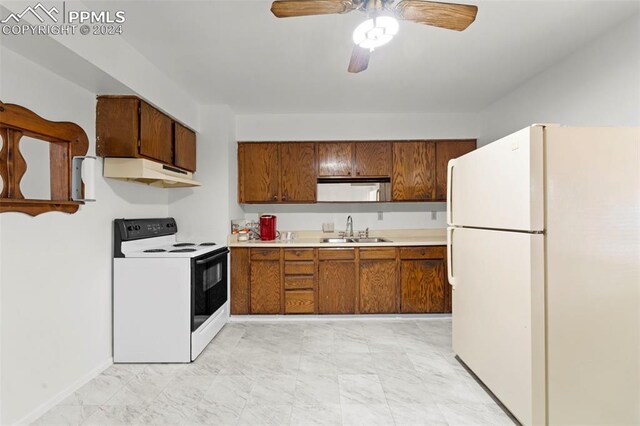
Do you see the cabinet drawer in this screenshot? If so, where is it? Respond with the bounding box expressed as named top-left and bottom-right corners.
top-left (284, 249), bottom-right (314, 260)
top-left (359, 248), bottom-right (397, 260)
top-left (285, 290), bottom-right (315, 314)
top-left (319, 248), bottom-right (356, 260)
top-left (285, 276), bottom-right (314, 290)
top-left (284, 261), bottom-right (315, 275)
top-left (399, 246), bottom-right (445, 260)
top-left (250, 248), bottom-right (280, 261)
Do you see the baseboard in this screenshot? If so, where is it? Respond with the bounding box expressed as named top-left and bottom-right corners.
top-left (229, 313), bottom-right (452, 322)
top-left (14, 357), bottom-right (113, 426)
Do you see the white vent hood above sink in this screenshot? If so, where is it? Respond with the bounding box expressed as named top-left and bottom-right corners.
top-left (317, 178), bottom-right (390, 202)
top-left (103, 158), bottom-right (201, 188)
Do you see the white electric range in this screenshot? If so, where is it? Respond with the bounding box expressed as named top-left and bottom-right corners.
top-left (113, 218), bottom-right (229, 363)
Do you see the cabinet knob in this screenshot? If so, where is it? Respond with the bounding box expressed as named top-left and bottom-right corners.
top-left (273, 195), bottom-right (278, 201)
top-left (356, 171), bottom-right (360, 176)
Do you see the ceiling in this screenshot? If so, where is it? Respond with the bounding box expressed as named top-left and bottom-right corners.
top-left (113, 0), bottom-right (639, 114)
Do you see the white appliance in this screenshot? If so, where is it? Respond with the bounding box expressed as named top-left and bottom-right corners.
top-left (113, 218), bottom-right (229, 363)
top-left (447, 125), bottom-right (639, 426)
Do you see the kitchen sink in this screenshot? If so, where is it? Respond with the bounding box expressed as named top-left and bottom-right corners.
top-left (351, 237), bottom-right (391, 243)
top-left (319, 237), bottom-right (391, 243)
top-left (320, 238), bottom-right (351, 243)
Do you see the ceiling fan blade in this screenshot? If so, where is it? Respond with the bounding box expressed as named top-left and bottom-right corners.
top-left (271, 0), bottom-right (354, 18)
top-left (394, 0), bottom-right (478, 31)
top-left (348, 45), bottom-right (370, 73)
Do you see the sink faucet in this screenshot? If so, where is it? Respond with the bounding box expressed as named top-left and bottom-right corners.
top-left (346, 215), bottom-right (354, 237)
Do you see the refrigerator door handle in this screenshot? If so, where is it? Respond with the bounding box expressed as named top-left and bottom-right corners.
top-left (447, 160), bottom-right (455, 225)
top-left (447, 227), bottom-right (456, 286)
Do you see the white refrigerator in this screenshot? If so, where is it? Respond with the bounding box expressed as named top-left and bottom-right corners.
top-left (446, 125), bottom-right (639, 426)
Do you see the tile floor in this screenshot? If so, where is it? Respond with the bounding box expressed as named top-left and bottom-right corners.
top-left (34, 319), bottom-right (515, 425)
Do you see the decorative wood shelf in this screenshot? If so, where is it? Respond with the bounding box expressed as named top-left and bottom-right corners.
top-left (0, 198), bottom-right (81, 215)
top-left (0, 101), bottom-right (89, 216)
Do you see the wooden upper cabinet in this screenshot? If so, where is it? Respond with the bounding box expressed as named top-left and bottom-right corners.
top-left (238, 143), bottom-right (280, 203)
top-left (139, 101), bottom-right (173, 164)
top-left (355, 142), bottom-right (391, 177)
top-left (392, 141), bottom-right (435, 201)
top-left (96, 97), bottom-right (138, 158)
top-left (435, 140), bottom-right (476, 201)
top-left (280, 143), bottom-right (316, 202)
top-left (318, 142), bottom-right (353, 177)
top-left (174, 123), bottom-right (197, 172)
top-left (96, 96), bottom-right (196, 172)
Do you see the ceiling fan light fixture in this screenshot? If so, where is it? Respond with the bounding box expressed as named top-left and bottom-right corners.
top-left (352, 16), bottom-right (399, 50)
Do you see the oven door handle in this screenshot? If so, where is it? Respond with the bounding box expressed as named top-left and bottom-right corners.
top-left (195, 249), bottom-right (229, 265)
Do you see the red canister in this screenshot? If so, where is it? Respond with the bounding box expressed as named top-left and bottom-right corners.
top-left (259, 215), bottom-right (277, 241)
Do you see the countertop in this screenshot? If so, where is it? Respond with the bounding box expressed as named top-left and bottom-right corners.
top-left (227, 229), bottom-right (447, 248)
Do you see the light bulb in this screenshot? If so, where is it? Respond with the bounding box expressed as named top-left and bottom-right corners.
top-left (352, 16), bottom-right (399, 50)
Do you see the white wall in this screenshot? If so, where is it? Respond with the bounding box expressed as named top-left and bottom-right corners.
top-left (0, 47), bottom-right (169, 425)
top-left (480, 14), bottom-right (640, 145)
top-left (235, 112), bottom-right (480, 231)
top-left (168, 105), bottom-right (241, 243)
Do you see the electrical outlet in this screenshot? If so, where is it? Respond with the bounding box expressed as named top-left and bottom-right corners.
top-left (322, 223), bottom-right (334, 233)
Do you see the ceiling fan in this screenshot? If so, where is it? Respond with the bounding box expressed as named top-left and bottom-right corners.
top-left (270, 0), bottom-right (478, 73)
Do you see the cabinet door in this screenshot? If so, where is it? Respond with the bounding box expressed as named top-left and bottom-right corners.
top-left (239, 143), bottom-right (280, 203)
top-left (359, 260), bottom-right (397, 313)
top-left (392, 141), bottom-right (435, 201)
top-left (96, 97), bottom-right (138, 158)
top-left (139, 102), bottom-right (173, 164)
top-left (355, 142), bottom-right (391, 177)
top-left (174, 123), bottom-right (197, 172)
top-left (250, 259), bottom-right (281, 314)
top-left (280, 143), bottom-right (316, 202)
top-left (400, 259), bottom-right (445, 313)
top-left (318, 260), bottom-right (356, 314)
top-left (435, 140), bottom-right (476, 201)
top-left (318, 143), bottom-right (353, 177)
top-left (230, 248), bottom-right (250, 314)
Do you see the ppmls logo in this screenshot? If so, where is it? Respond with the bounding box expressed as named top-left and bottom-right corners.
top-left (1, 2), bottom-right (125, 36)
top-left (1, 2), bottom-right (59, 24)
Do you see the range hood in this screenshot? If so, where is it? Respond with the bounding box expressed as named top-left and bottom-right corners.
top-left (317, 178), bottom-right (390, 202)
top-left (103, 158), bottom-right (201, 188)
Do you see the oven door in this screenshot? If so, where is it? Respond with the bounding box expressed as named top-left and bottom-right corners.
top-left (191, 248), bottom-right (229, 332)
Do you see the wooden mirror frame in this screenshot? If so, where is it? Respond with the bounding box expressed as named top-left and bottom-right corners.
top-left (0, 101), bottom-right (89, 216)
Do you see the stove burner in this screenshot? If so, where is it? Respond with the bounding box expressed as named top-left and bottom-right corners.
top-left (199, 242), bottom-right (216, 246)
top-left (174, 243), bottom-right (195, 247)
top-left (170, 248), bottom-right (197, 253)
top-left (144, 249), bottom-right (167, 253)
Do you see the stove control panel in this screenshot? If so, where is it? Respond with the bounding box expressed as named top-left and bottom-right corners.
top-left (114, 218), bottom-right (177, 242)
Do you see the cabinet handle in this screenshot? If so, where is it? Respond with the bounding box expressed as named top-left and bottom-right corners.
top-left (273, 195), bottom-right (278, 201)
top-left (356, 171), bottom-right (360, 176)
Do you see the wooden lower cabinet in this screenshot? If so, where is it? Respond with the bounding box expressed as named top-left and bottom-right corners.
top-left (318, 249), bottom-right (356, 314)
top-left (230, 248), bottom-right (250, 314)
top-left (400, 258), bottom-right (446, 313)
top-left (285, 290), bottom-right (315, 314)
top-left (249, 248), bottom-right (281, 314)
top-left (231, 245), bottom-right (450, 315)
top-left (359, 248), bottom-right (397, 314)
